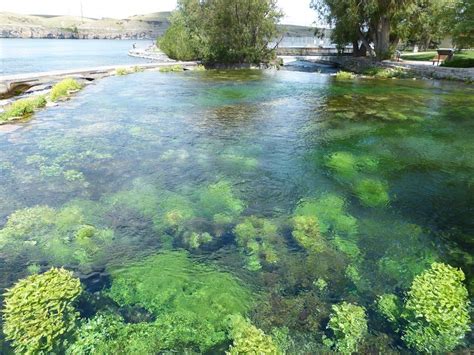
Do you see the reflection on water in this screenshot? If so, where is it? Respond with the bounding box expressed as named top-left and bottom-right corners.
top-left (0, 69), bottom-right (473, 353)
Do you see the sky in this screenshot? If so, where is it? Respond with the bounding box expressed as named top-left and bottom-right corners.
top-left (0, 0), bottom-right (316, 26)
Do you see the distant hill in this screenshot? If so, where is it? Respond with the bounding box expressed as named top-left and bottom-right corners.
top-left (0, 12), bottom-right (171, 39)
top-left (0, 12), bottom-right (317, 40)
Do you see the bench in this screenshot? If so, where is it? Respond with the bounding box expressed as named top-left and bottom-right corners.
top-left (432, 49), bottom-right (454, 66)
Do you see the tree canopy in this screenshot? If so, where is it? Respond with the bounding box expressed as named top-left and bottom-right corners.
top-left (159, 0), bottom-right (282, 64)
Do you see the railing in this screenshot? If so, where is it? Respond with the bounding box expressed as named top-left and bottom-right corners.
top-left (276, 47), bottom-right (353, 56)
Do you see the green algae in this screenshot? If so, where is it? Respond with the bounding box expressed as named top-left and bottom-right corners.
top-left (353, 178), bottom-right (390, 207)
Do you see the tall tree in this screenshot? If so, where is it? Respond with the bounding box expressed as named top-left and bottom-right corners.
top-left (452, 0), bottom-right (474, 48)
top-left (159, 0), bottom-right (282, 64)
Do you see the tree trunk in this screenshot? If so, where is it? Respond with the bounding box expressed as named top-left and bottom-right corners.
top-left (357, 29), bottom-right (376, 58)
top-left (374, 16), bottom-right (391, 60)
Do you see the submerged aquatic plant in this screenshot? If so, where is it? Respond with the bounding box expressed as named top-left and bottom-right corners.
top-left (3, 268), bottom-right (82, 354)
top-left (159, 64), bottom-right (184, 73)
top-left (226, 315), bottom-right (280, 354)
top-left (50, 78), bottom-right (82, 101)
top-left (0, 204), bottom-right (114, 269)
top-left (326, 302), bottom-right (368, 354)
top-left (354, 178), bottom-right (390, 207)
top-left (402, 263), bottom-right (470, 353)
top-left (326, 151), bottom-right (378, 180)
top-left (234, 216), bottom-right (280, 270)
top-left (294, 194), bottom-right (358, 238)
top-left (108, 251), bottom-right (253, 350)
top-left (197, 181), bottom-right (245, 223)
top-left (376, 293), bottom-right (401, 325)
top-left (0, 95), bottom-right (47, 123)
top-left (291, 215), bottom-right (326, 254)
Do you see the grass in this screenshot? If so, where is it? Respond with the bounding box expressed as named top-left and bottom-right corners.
top-left (50, 78), bottom-right (82, 102)
top-left (401, 50), bottom-right (474, 68)
top-left (363, 67), bottom-right (409, 79)
top-left (159, 65), bottom-right (184, 73)
top-left (0, 96), bottom-right (47, 123)
top-left (335, 71), bottom-right (356, 80)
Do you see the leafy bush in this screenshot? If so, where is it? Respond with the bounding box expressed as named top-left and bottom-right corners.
top-left (115, 67), bottom-right (129, 75)
top-left (354, 178), bottom-right (390, 207)
top-left (0, 95), bottom-right (47, 123)
top-left (107, 251), bottom-right (253, 351)
top-left (234, 216), bottom-right (280, 270)
top-left (50, 78), bottom-right (82, 101)
top-left (335, 71), bottom-right (356, 80)
top-left (159, 64), bottom-right (184, 73)
top-left (226, 315), bottom-right (280, 354)
top-left (402, 262), bottom-right (470, 353)
top-left (327, 302), bottom-right (368, 353)
top-left (3, 268), bottom-right (82, 354)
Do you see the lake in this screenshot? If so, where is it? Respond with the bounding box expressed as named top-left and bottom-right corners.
top-left (0, 39), bottom-right (150, 75)
top-left (0, 67), bottom-right (472, 352)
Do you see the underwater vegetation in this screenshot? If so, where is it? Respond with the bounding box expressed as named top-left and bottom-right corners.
top-left (159, 64), bottom-right (184, 73)
top-left (0, 95), bottom-right (47, 123)
top-left (291, 215), bottom-right (326, 254)
top-left (226, 315), bottom-right (280, 354)
top-left (401, 262), bottom-right (470, 353)
top-left (0, 205), bottom-right (114, 270)
top-left (353, 178), bottom-right (390, 207)
top-left (50, 78), bottom-right (82, 102)
top-left (107, 251), bottom-right (253, 351)
top-left (234, 217), bottom-right (281, 270)
top-left (3, 268), bottom-right (82, 354)
top-left (326, 302), bottom-right (368, 353)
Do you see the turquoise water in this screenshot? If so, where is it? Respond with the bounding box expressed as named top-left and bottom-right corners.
top-left (0, 39), bottom-right (150, 75)
top-left (0, 69), bottom-right (472, 353)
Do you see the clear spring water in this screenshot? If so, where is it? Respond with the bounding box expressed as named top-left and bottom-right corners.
top-left (0, 69), bottom-right (473, 352)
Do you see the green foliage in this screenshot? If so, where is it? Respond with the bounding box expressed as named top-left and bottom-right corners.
top-left (335, 71), bottom-right (356, 80)
top-left (197, 181), bottom-right (245, 223)
top-left (451, 0), bottom-right (474, 49)
top-left (50, 78), bottom-right (82, 101)
top-left (291, 215), bottom-right (327, 254)
top-left (402, 262), bottom-right (470, 353)
top-left (376, 293), bottom-right (401, 324)
top-left (3, 268), bottom-right (82, 354)
top-left (160, 0), bottom-right (282, 64)
top-left (327, 302), bottom-right (368, 353)
top-left (441, 50), bottom-right (474, 68)
top-left (354, 178), bottom-right (390, 207)
top-left (159, 64), bottom-right (184, 73)
top-left (326, 151), bottom-right (378, 179)
top-left (0, 95), bottom-right (47, 123)
top-left (226, 315), bottom-right (280, 354)
top-left (115, 67), bottom-right (129, 75)
top-left (294, 194), bottom-right (358, 238)
top-left (108, 251), bottom-right (253, 351)
top-left (363, 67), bottom-right (408, 79)
top-left (234, 216), bottom-right (280, 270)
top-left (0, 205), bottom-right (114, 269)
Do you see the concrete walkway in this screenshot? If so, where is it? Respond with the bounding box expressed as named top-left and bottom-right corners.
top-left (0, 61), bottom-right (199, 98)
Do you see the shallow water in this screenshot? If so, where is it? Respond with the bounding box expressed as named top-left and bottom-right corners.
top-left (0, 69), bottom-right (473, 352)
top-left (0, 39), bottom-right (149, 75)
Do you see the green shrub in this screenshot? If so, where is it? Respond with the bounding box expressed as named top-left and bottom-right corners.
top-left (234, 216), bottom-right (280, 270)
top-left (3, 268), bottom-right (82, 354)
top-left (50, 78), bottom-right (82, 101)
top-left (354, 178), bottom-right (390, 207)
top-left (335, 71), bottom-right (356, 80)
top-left (108, 251), bottom-right (253, 351)
top-left (0, 95), bottom-right (47, 123)
top-left (226, 315), bottom-right (280, 354)
top-left (402, 262), bottom-right (470, 353)
top-left (115, 67), bottom-right (129, 76)
top-left (291, 215), bottom-right (326, 254)
top-left (327, 302), bottom-right (368, 353)
top-left (363, 67), bottom-right (408, 78)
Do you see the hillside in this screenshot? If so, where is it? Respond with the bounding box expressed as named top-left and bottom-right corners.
top-left (0, 12), bottom-right (317, 40)
top-left (0, 12), bottom-right (171, 39)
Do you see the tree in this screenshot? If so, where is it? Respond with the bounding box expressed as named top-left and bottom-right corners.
top-left (452, 0), bottom-right (474, 48)
top-left (311, 0), bottom-right (459, 60)
top-left (158, 0), bottom-right (282, 64)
